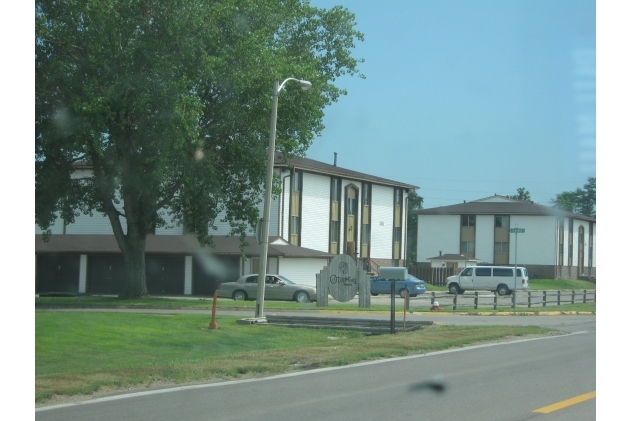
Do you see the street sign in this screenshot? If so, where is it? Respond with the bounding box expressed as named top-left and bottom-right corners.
top-left (509, 228), bottom-right (525, 233)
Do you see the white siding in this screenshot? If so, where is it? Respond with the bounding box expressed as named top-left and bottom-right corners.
top-left (79, 254), bottom-right (87, 293)
top-left (281, 174), bottom-right (291, 240)
top-left (508, 216), bottom-right (557, 265)
top-left (474, 215), bottom-right (494, 263)
top-left (278, 257), bottom-right (329, 287)
top-left (369, 184), bottom-right (393, 259)
top-left (417, 215), bottom-right (460, 262)
top-left (300, 173), bottom-right (331, 252)
top-left (155, 207), bottom-right (184, 235)
top-left (592, 223), bottom-right (596, 267)
top-left (184, 256), bottom-right (193, 295)
top-left (66, 212), bottom-right (128, 234)
top-left (35, 214), bottom-right (65, 234)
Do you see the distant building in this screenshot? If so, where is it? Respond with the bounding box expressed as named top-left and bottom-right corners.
top-left (35, 154), bottom-right (417, 295)
top-left (413, 196), bottom-right (596, 279)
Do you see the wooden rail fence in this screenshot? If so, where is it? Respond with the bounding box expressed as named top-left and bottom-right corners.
top-left (420, 289), bottom-right (596, 311)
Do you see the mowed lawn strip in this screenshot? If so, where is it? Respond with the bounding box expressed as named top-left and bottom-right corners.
top-left (36, 311), bottom-right (552, 403)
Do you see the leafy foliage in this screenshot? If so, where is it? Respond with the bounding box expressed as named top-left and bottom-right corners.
top-left (510, 187), bottom-right (531, 202)
top-left (550, 177), bottom-right (595, 217)
top-left (35, 0), bottom-right (364, 296)
top-left (406, 190), bottom-right (424, 266)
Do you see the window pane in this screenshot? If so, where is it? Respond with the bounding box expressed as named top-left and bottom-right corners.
top-left (475, 268), bottom-right (492, 276)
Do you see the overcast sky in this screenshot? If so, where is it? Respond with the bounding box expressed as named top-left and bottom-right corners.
top-left (306, 0), bottom-right (596, 209)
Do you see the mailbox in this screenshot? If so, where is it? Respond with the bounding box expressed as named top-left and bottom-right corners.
top-left (379, 267), bottom-right (408, 280)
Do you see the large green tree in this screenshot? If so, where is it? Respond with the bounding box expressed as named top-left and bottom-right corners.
top-left (35, 0), bottom-right (364, 297)
top-left (406, 190), bottom-right (424, 267)
top-left (550, 177), bottom-right (596, 217)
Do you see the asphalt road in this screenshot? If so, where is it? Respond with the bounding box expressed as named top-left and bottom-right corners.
top-left (36, 313), bottom-right (596, 421)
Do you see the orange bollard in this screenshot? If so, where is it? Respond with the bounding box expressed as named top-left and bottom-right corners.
top-left (209, 292), bottom-right (219, 329)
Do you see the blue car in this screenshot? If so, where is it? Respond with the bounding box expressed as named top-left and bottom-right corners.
top-left (370, 274), bottom-right (427, 298)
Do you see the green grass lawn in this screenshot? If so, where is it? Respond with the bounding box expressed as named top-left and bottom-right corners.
top-left (36, 311), bottom-right (552, 403)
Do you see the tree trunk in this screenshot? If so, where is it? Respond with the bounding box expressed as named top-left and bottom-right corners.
top-left (119, 235), bottom-right (149, 298)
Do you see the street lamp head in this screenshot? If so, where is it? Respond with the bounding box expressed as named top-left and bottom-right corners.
top-left (278, 77), bottom-right (312, 93)
top-left (298, 79), bottom-right (312, 90)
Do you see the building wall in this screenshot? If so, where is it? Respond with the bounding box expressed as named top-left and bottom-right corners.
top-left (592, 223), bottom-right (597, 268)
top-left (370, 184), bottom-right (394, 259)
top-left (417, 215), bottom-right (460, 263)
top-left (474, 215), bottom-right (494, 263)
top-left (65, 212), bottom-right (128, 235)
top-left (278, 257), bottom-right (329, 287)
top-left (300, 173), bottom-right (331, 252)
top-left (508, 216), bottom-right (557, 265)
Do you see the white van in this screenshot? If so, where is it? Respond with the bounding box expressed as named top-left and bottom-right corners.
top-left (446, 266), bottom-right (529, 296)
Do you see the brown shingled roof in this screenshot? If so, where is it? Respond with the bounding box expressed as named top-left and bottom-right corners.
top-left (414, 196), bottom-right (595, 221)
top-left (35, 234), bottom-right (335, 259)
top-left (275, 153), bottom-right (418, 190)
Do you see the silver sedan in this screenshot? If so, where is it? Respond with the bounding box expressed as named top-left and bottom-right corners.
top-left (216, 274), bottom-right (316, 303)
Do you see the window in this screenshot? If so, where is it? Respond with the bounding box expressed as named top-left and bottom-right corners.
top-left (461, 241), bottom-right (475, 253)
top-left (461, 267), bottom-right (473, 276)
top-left (475, 267), bottom-right (492, 276)
top-left (246, 276), bottom-right (258, 284)
top-left (292, 171), bottom-right (301, 192)
top-left (462, 215), bottom-right (476, 226)
top-left (394, 226), bottom-right (402, 243)
top-left (494, 242), bottom-right (509, 253)
top-left (291, 216), bottom-right (300, 235)
top-left (331, 178), bottom-right (340, 202)
top-left (330, 220), bottom-right (340, 242)
top-left (495, 216), bottom-right (509, 227)
top-left (347, 197), bottom-right (356, 215)
top-left (493, 268), bottom-right (513, 277)
top-left (394, 188), bottom-right (402, 206)
top-left (362, 183), bottom-right (371, 205)
top-left (361, 224), bottom-right (370, 245)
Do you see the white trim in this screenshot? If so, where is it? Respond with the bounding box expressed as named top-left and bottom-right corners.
top-left (78, 255), bottom-right (87, 293)
top-left (184, 256), bottom-right (193, 295)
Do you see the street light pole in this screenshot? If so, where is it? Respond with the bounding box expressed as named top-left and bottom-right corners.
top-left (513, 223), bottom-right (518, 310)
top-left (255, 78), bottom-right (311, 319)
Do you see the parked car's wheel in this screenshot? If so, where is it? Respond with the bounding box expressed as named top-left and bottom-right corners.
top-left (371, 292), bottom-right (378, 296)
top-left (399, 289), bottom-right (408, 299)
top-left (496, 284), bottom-right (509, 296)
top-left (232, 290), bottom-right (247, 301)
top-left (295, 291), bottom-right (310, 303)
top-left (448, 283), bottom-right (460, 295)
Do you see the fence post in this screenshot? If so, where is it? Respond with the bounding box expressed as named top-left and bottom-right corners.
top-left (528, 291), bottom-right (531, 308)
top-left (543, 291), bottom-right (547, 307)
top-left (474, 292), bottom-right (478, 309)
top-left (557, 290), bottom-right (561, 306)
top-left (494, 292), bottom-right (497, 310)
top-left (453, 293), bottom-right (457, 311)
top-left (571, 290), bottom-right (575, 305)
top-left (594, 290), bottom-right (596, 303)
top-left (583, 289), bottom-right (586, 304)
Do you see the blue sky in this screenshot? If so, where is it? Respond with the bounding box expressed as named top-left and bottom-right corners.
top-left (306, 0), bottom-right (596, 209)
